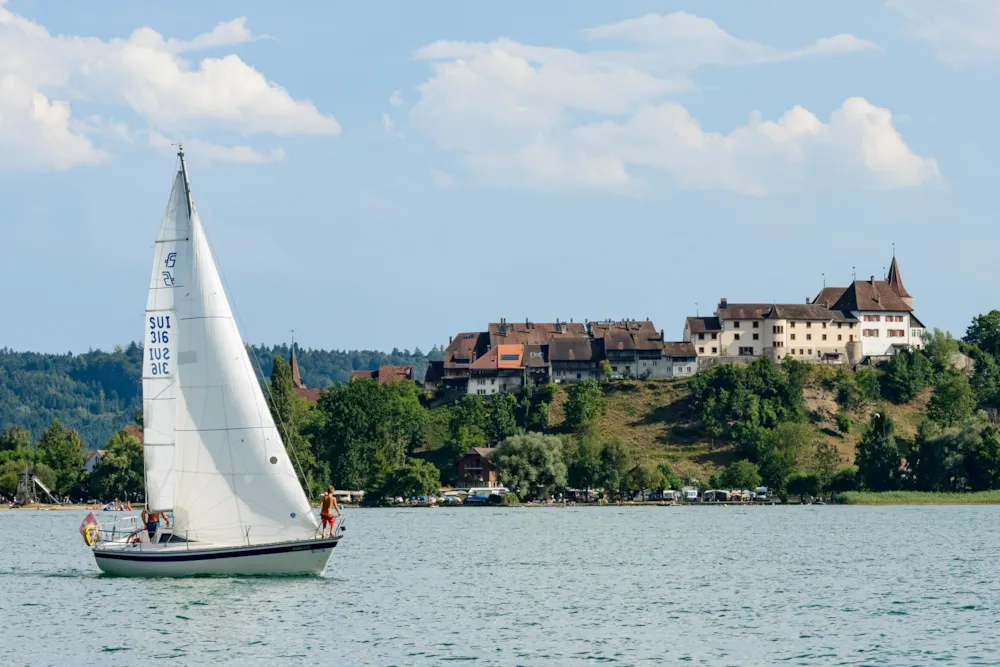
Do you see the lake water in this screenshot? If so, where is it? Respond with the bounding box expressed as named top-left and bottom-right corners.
top-left (2, 506), bottom-right (999, 666)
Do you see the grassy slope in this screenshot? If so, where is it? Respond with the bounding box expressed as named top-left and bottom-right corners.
top-left (840, 490), bottom-right (1000, 505)
top-left (419, 374), bottom-right (933, 482)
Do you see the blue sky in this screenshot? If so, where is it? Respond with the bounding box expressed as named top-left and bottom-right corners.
top-left (1, 0), bottom-right (997, 354)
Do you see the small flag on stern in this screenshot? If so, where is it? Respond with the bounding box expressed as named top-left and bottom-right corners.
top-left (79, 511), bottom-right (97, 537)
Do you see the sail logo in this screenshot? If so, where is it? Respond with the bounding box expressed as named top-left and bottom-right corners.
top-left (161, 271), bottom-right (175, 287)
top-left (164, 252), bottom-right (177, 268)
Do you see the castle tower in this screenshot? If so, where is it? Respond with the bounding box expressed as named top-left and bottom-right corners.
top-left (886, 255), bottom-right (913, 309)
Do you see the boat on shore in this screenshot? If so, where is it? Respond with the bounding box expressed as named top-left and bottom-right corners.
top-left (83, 147), bottom-right (342, 577)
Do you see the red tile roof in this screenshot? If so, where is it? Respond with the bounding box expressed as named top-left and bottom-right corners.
top-left (833, 279), bottom-right (913, 312)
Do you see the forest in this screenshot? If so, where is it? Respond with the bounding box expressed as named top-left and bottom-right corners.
top-left (0, 342), bottom-right (443, 448)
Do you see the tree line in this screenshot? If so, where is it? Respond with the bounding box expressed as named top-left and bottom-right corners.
top-left (0, 343), bottom-right (442, 449)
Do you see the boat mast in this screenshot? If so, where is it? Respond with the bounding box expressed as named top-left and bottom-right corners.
top-left (178, 144), bottom-right (193, 218)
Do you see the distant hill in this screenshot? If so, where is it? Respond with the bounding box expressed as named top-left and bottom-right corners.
top-left (0, 343), bottom-right (443, 449)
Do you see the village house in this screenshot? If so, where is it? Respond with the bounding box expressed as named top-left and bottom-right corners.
top-left (456, 447), bottom-right (499, 488)
top-left (436, 317), bottom-right (698, 394)
top-left (289, 347), bottom-right (323, 404)
top-left (683, 255), bottom-right (926, 367)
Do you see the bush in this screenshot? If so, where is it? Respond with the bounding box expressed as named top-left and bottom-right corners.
top-left (501, 493), bottom-right (520, 506)
top-left (835, 411), bottom-right (852, 434)
top-left (786, 472), bottom-right (821, 499)
top-left (829, 467), bottom-right (859, 493)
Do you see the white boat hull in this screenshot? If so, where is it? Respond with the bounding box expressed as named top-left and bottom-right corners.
top-left (93, 536), bottom-right (340, 577)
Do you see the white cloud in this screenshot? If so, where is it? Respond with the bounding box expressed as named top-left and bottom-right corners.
top-left (0, 3), bottom-right (338, 171)
top-left (410, 12), bottom-right (937, 194)
top-left (887, 0), bottom-right (1000, 65)
top-left (0, 75), bottom-right (107, 171)
top-left (382, 112), bottom-right (402, 138)
top-left (389, 90), bottom-right (403, 107)
top-left (146, 131), bottom-right (285, 164)
top-left (583, 12), bottom-right (877, 68)
top-left (430, 168), bottom-right (457, 189)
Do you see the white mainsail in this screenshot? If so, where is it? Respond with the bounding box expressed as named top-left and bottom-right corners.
top-left (170, 154), bottom-right (317, 545)
top-left (142, 172), bottom-right (189, 512)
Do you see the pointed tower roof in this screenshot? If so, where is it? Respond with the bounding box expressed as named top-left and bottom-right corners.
top-left (886, 256), bottom-right (911, 298)
top-left (289, 346), bottom-right (306, 389)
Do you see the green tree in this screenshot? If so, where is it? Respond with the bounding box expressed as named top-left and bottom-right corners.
top-left (486, 392), bottom-right (519, 443)
top-left (968, 347), bottom-right (1000, 408)
top-left (633, 462), bottom-right (664, 500)
top-left (881, 349), bottom-right (931, 403)
top-left (0, 426), bottom-right (31, 452)
top-left (564, 380), bottom-right (605, 431)
top-left (928, 370), bottom-right (976, 427)
top-left (493, 433), bottom-right (568, 498)
top-left (37, 418), bottom-right (85, 496)
top-left (269, 355), bottom-right (320, 488)
top-left (964, 426), bottom-right (1000, 491)
top-left (855, 412), bottom-right (900, 491)
top-left (657, 463), bottom-right (683, 491)
top-left (566, 434), bottom-right (601, 494)
top-left (836, 377), bottom-right (864, 412)
top-left (828, 467), bottom-right (858, 494)
top-left (757, 422), bottom-right (812, 493)
top-left (923, 329), bottom-right (960, 375)
top-left (444, 395), bottom-right (487, 461)
top-left (835, 411), bottom-right (852, 434)
top-left (386, 459), bottom-right (441, 498)
top-left (906, 421), bottom-right (968, 491)
top-left (718, 459), bottom-right (761, 490)
top-left (855, 368), bottom-right (882, 404)
top-left (966, 310), bottom-right (1000, 358)
top-left (92, 430), bottom-right (144, 501)
top-left (598, 360), bottom-right (613, 382)
top-left (315, 379), bottom-right (425, 491)
top-left (598, 438), bottom-right (630, 498)
top-left (786, 472), bottom-right (821, 499)
top-left (812, 440), bottom-right (842, 491)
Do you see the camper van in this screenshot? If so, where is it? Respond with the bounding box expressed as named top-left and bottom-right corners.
top-left (681, 487), bottom-right (698, 502)
top-left (755, 486), bottom-right (769, 502)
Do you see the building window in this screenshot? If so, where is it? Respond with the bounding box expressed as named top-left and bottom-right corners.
top-left (790, 322), bottom-right (796, 328)
top-left (734, 333), bottom-right (741, 341)
top-left (698, 333), bottom-right (705, 340)
top-left (752, 321), bottom-right (759, 328)
top-left (791, 334), bottom-right (796, 341)
top-left (687, 366), bottom-right (692, 373)
top-left (822, 334), bottom-right (827, 341)
top-left (850, 335), bottom-right (855, 342)
top-left (699, 347), bottom-right (704, 353)
top-left (576, 373), bottom-right (582, 380)
top-left (773, 326), bottom-right (784, 334)
top-left (711, 333), bottom-right (717, 340)
top-left (806, 322), bottom-right (812, 328)
top-left (739, 347), bottom-right (754, 356)
top-left (772, 341), bottom-right (784, 348)
top-left (837, 322), bottom-right (842, 329)
top-left (712, 347), bottom-right (717, 353)
top-left (800, 349), bottom-right (805, 355)
top-left (734, 321), bottom-right (741, 329)
top-left (912, 330), bottom-right (918, 338)
top-left (806, 334), bottom-right (812, 341)
top-left (822, 323), bottom-right (827, 329)
top-left (753, 333), bottom-right (759, 340)
top-left (838, 335), bottom-right (842, 341)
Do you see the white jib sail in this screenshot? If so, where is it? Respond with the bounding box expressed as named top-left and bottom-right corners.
top-left (142, 171), bottom-right (189, 512)
top-left (172, 168), bottom-right (317, 545)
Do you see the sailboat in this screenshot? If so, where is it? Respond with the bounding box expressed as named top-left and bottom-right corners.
top-left (87, 147), bottom-right (341, 576)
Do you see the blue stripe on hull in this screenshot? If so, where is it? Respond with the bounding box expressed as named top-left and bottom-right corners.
top-left (94, 538), bottom-right (340, 563)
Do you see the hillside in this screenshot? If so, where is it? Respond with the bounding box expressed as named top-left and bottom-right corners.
top-left (0, 343), bottom-right (442, 448)
top-left (420, 371), bottom-right (933, 483)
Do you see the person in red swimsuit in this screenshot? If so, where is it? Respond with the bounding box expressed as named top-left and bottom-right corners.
top-left (319, 486), bottom-right (342, 537)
